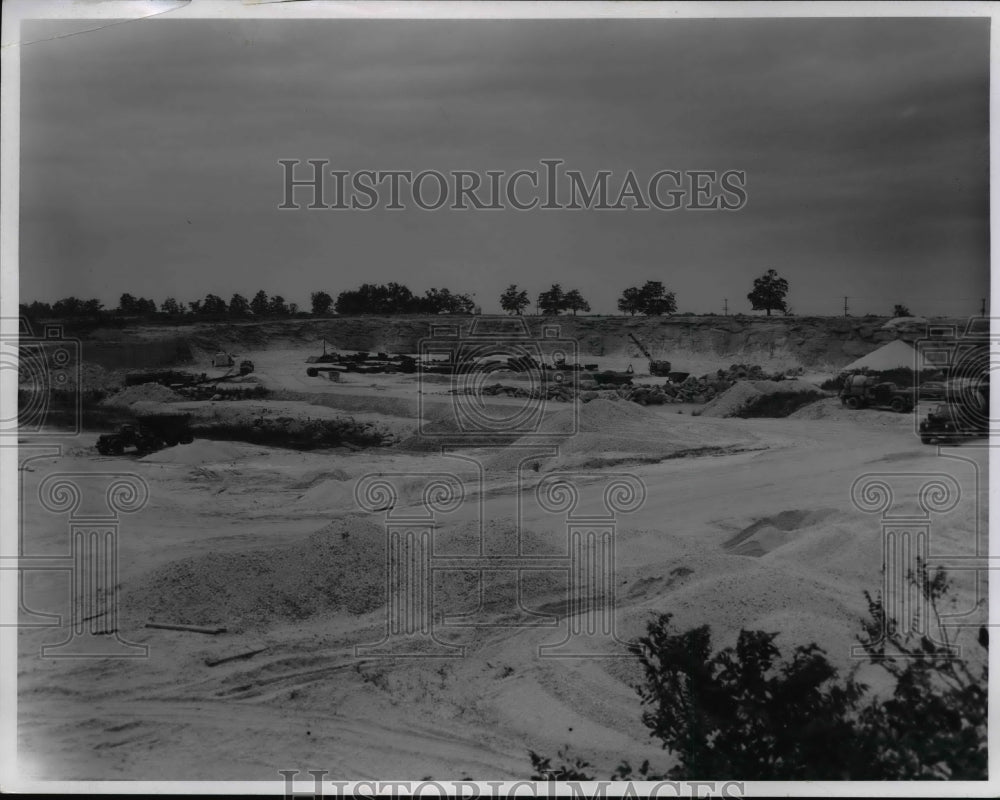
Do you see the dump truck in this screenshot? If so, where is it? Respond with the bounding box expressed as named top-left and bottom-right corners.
top-left (96, 413), bottom-right (194, 456)
top-left (839, 374), bottom-right (915, 413)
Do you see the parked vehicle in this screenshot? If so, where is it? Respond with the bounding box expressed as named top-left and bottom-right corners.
top-left (96, 414), bottom-right (193, 456)
top-left (839, 374), bottom-right (915, 413)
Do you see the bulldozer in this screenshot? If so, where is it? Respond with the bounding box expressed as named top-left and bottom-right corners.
top-left (96, 413), bottom-right (194, 456)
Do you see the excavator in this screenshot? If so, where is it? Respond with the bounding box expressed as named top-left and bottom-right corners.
top-left (627, 333), bottom-right (676, 378)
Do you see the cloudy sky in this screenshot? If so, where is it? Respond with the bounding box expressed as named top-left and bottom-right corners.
top-left (19, 16), bottom-right (989, 316)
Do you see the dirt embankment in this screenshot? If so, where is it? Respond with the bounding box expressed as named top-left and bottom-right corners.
top-left (69, 315), bottom-right (960, 372)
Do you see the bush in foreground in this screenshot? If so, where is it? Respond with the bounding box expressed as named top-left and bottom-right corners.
top-left (530, 565), bottom-right (986, 781)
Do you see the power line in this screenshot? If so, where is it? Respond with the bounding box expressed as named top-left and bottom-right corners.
top-left (843, 296), bottom-right (850, 318)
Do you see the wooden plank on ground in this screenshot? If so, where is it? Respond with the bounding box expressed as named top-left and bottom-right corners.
top-left (146, 621), bottom-right (227, 635)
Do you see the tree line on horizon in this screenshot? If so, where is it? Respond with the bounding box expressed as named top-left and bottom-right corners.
top-left (20, 271), bottom-right (924, 320)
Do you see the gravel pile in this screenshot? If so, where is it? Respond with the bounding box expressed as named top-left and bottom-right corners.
top-left (121, 516), bottom-right (388, 631)
top-left (100, 382), bottom-right (183, 408)
top-left (698, 379), bottom-right (825, 418)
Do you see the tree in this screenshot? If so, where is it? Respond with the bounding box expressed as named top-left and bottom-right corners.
top-left (229, 293), bottom-right (250, 317)
top-left (530, 563), bottom-right (986, 781)
top-left (52, 297), bottom-right (83, 317)
top-left (160, 297), bottom-right (183, 316)
top-left (617, 286), bottom-right (643, 316)
top-left (334, 283), bottom-right (416, 315)
top-left (22, 300), bottom-right (52, 320)
top-left (250, 290), bottom-right (269, 317)
top-left (500, 284), bottom-right (530, 316)
top-left (563, 289), bottom-right (591, 316)
top-left (201, 294), bottom-right (227, 316)
top-left (267, 295), bottom-right (289, 316)
top-left (747, 269), bottom-right (789, 316)
top-left (419, 288), bottom-right (474, 315)
top-left (311, 291), bottom-right (334, 316)
top-left (638, 281), bottom-right (676, 316)
top-left (537, 284), bottom-right (566, 316)
top-left (118, 293), bottom-right (139, 315)
top-left (81, 299), bottom-right (104, 315)
top-left (894, 304), bottom-right (912, 318)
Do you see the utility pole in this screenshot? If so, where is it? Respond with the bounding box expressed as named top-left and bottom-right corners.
top-left (981, 297), bottom-right (987, 316)
top-left (723, 298), bottom-right (728, 316)
top-left (843, 296), bottom-right (850, 318)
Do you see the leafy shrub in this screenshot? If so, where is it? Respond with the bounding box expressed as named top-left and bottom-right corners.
top-left (530, 564), bottom-right (986, 780)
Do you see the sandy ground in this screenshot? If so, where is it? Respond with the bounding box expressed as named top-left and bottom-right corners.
top-left (14, 357), bottom-right (987, 781)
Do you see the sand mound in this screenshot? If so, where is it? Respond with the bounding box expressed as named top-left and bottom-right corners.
top-left (139, 439), bottom-right (248, 465)
top-left (100, 382), bottom-right (183, 408)
top-left (121, 515), bottom-right (567, 632)
top-left (576, 398), bottom-right (652, 429)
top-left (699, 379), bottom-right (823, 418)
top-left (723, 508), bottom-right (841, 557)
top-left (485, 403), bottom-right (762, 473)
top-left (121, 516), bottom-right (387, 631)
top-left (293, 477), bottom-right (357, 511)
top-left (787, 397), bottom-right (916, 429)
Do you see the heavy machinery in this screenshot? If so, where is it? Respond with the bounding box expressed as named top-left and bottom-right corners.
top-left (238, 359), bottom-right (255, 376)
top-left (588, 365), bottom-right (635, 387)
top-left (918, 377), bottom-right (989, 444)
top-left (96, 413), bottom-right (194, 456)
top-left (839, 374), bottom-right (916, 413)
top-left (628, 333), bottom-right (672, 377)
top-left (212, 351), bottom-right (235, 368)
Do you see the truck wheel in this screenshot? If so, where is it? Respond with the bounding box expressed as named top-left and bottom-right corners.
top-left (179, 432), bottom-right (194, 445)
top-left (97, 441), bottom-right (110, 455)
top-left (920, 435), bottom-right (934, 445)
top-left (110, 440), bottom-right (124, 455)
top-left (844, 396), bottom-right (861, 410)
top-left (306, 368), bottom-right (319, 377)
top-left (890, 397), bottom-right (908, 413)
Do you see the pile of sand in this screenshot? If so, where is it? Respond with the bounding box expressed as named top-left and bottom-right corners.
top-left (139, 439), bottom-right (249, 465)
top-left (121, 516), bottom-right (388, 631)
top-left (485, 400), bottom-right (762, 473)
top-left (120, 515), bottom-right (566, 632)
top-left (293, 476), bottom-right (357, 511)
top-left (788, 397), bottom-right (917, 429)
top-left (699, 379), bottom-right (823, 418)
top-left (100, 382), bottom-right (183, 408)
top-left (722, 508), bottom-right (842, 557)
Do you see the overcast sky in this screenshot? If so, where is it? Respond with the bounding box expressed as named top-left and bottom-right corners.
top-left (19, 16), bottom-right (989, 316)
